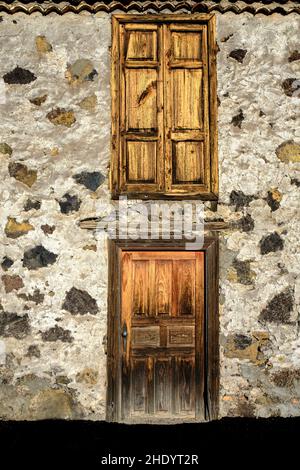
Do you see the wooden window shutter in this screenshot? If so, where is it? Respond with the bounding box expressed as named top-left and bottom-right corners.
top-left (111, 15), bottom-right (218, 200)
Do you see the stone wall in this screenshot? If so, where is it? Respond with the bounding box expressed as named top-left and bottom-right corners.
top-left (0, 11), bottom-right (299, 420)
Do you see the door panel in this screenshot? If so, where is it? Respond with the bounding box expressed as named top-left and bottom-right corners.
top-left (121, 250), bottom-right (204, 422)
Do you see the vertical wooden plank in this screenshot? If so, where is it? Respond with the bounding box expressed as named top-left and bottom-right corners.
top-left (155, 260), bottom-right (172, 315)
top-left (163, 23), bottom-right (172, 193)
top-left (179, 357), bottom-right (195, 413)
top-left (154, 358), bottom-right (171, 413)
top-left (132, 260), bottom-right (150, 316)
top-left (110, 17), bottom-right (120, 197)
top-left (106, 240), bottom-right (121, 422)
top-left (205, 240), bottom-right (219, 420)
top-left (207, 15), bottom-right (218, 197)
top-left (171, 356), bottom-right (179, 415)
top-left (147, 356), bottom-right (155, 415)
top-left (121, 251), bottom-right (132, 420)
top-left (131, 358), bottom-right (147, 413)
top-left (195, 251), bottom-right (205, 420)
top-left (201, 25), bottom-right (211, 190)
top-left (172, 259), bottom-right (196, 316)
top-left (119, 23), bottom-right (127, 191)
top-left (157, 24), bottom-right (164, 192)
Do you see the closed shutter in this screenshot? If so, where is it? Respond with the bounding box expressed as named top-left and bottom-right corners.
top-left (111, 15), bottom-right (218, 200)
top-left (120, 251), bottom-right (205, 423)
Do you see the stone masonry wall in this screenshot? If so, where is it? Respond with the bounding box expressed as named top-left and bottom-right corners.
top-left (0, 11), bottom-right (299, 420)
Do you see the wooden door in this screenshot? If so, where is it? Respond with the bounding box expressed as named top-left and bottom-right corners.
top-left (120, 251), bottom-right (205, 423)
top-left (111, 15), bottom-right (218, 200)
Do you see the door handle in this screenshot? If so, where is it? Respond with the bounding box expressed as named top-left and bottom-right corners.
top-left (121, 322), bottom-right (128, 351)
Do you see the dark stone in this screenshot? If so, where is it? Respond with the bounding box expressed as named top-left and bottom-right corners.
top-left (266, 191), bottom-right (281, 212)
top-left (23, 245), bottom-right (58, 270)
top-left (87, 69), bottom-right (98, 81)
top-left (233, 334), bottom-right (252, 350)
top-left (3, 66), bottom-right (37, 85)
top-left (62, 287), bottom-right (98, 315)
top-left (259, 289), bottom-right (294, 324)
top-left (271, 369), bottom-right (300, 388)
top-left (73, 171), bottom-right (105, 192)
top-left (1, 256), bottom-right (14, 271)
top-left (229, 49), bottom-right (247, 63)
top-left (58, 193), bottom-right (81, 214)
top-left (41, 325), bottom-right (73, 343)
top-left (232, 259), bottom-right (253, 285)
top-left (260, 232), bottom-right (284, 255)
top-left (282, 78), bottom-right (300, 97)
top-left (0, 312), bottom-right (30, 339)
top-left (231, 109), bottom-right (244, 128)
top-left (221, 33), bottom-right (233, 43)
top-left (291, 178), bottom-right (300, 187)
top-left (209, 201), bottom-right (218, 212)
top-left (237, 214), bottom-right (255, 232)
top-left (41, 224), bottom-right (56, 235)
top-left (29, 94), bottom-right (47, 106)
top-left (56, 375), bottom-right (71, 385)
top-left (217, 96), bottom-right (221, 107)
top-left (18, 289), bottom-right (44, 305)
top-left (259, 110), bottom-right (266, 117)
top-left (26, 345), bottom-right (41, 358)
top-left (288, 50), bottom-right (300, 63)
top-left (24, 199), bottom-right (41, 211)
top-left (229, 190), bottom-right (255, 210)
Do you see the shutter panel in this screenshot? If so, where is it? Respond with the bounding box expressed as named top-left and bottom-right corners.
top-left (164, 24), bottom-right (210, 195)
top-left (118, 23), bottom-right (164, 194)
top-left (111, 15), bottom-right (218, 200)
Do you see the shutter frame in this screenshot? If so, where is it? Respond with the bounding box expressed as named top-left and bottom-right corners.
top-left (111, 14), bottom-right (218, 200)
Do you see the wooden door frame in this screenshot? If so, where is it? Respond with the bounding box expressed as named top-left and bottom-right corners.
top-left (106, 236), bottom-right (219, 422)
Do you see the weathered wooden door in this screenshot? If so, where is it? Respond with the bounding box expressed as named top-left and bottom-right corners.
top-left (120, 251), bottom-right (205, 423)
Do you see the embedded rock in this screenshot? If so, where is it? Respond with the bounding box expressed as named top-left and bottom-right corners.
top-left (2, 275), bottom-right (24, 293)
top-left (35, 35), bottom-right (52, 54)
top-left (229, 49), bottom-right (247, 63)
top-left (0, 312), bottom-right (30, 339)
top-left (78, 94), bottom-right (97, 111)
top-left (23, 245), bottom-right (58, 270)
top-left (266, 188), bottom-right (282, 211)
top-left (0, 143), bottom-right (12, 156)
top-left (29, 94), bottom-right (47, 106)
top-left (229, 190), bottom-right (255, 210)
top-left (66, 59), bottom-right (98, 85)
top-left (58, 193), bottom-right (81, 214)
top-left (276, 140), bottom-right (300, 163)
top-left (41, 325), bottom-right (73, 343)
top-left (8, 162), bottom-right (37, 187)
top-left (1, 257), bottom-right (14, 271)
top-left (231, 109), bottom-right (244, 128)
top-left (259, 289), bottom-right (294, 324)
top-left (47, 108), bottom-right (76, 127)
top-left (282, 78), bottom-right (300, 97)
top-left (62, 287), bottom-right (98, 315)
top-left (3, 66), bottom-right (37, 85)
top-left (73, 171), bottom-right (105, 192)
top-left (5, 217), bottom-right (34, 238)
top-left (24, 199), bottom-right (41, 211)
top-left (260, 232), bottom-right (284, 255)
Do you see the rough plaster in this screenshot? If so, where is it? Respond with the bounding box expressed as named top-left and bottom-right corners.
top-left (0, 11), bottom-right (299, 420)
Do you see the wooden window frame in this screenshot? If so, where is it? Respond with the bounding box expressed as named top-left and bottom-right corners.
top-left (106, 236), bottom-right (219, 422)
top-left (110, 14), bottom-right (218, 200)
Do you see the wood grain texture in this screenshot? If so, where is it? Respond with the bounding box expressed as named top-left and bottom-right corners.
top-left (110, 14), bottom-right (218, 200)
top-left (106, 238), bottom-right (219, 423)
